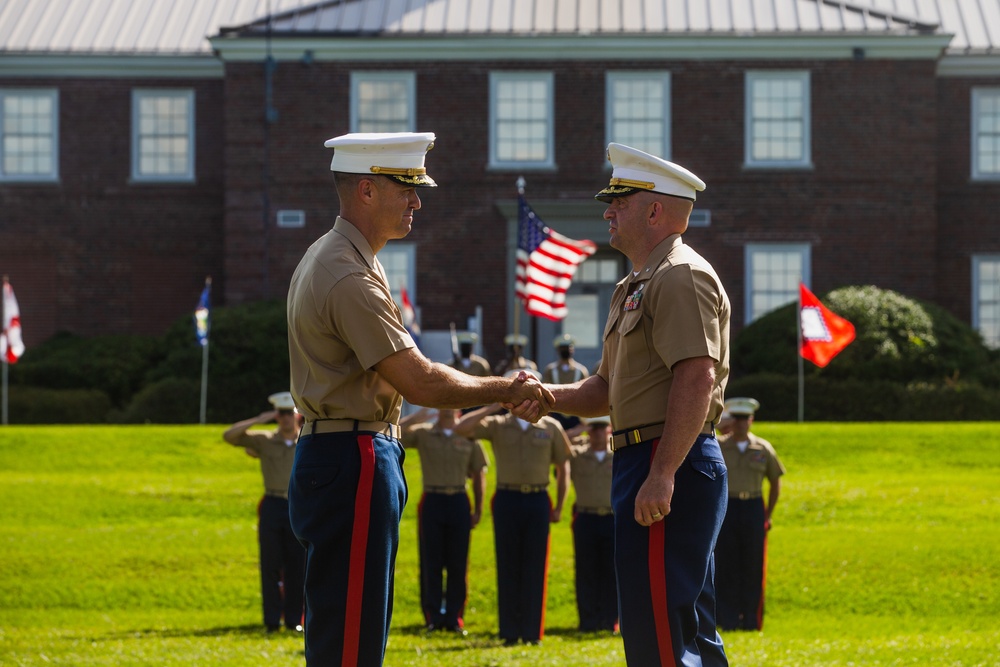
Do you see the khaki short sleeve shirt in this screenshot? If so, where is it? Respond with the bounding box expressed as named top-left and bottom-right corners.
top-left (472, 413), bottom-right (568, 487)
top-left (569, 448), bottom-right (614, 510)
top-left (402, 423), bottom-right (489, 488)
top-left (232, 429), bottom-right (297, 497)
top-left (596, 234), bottom-right (731, 430)
top-left (719, 432), bottom-right (786, 496)
top-left (287, 217), bottom-right (416, 423)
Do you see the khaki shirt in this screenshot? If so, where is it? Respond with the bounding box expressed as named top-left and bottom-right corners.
top-left (596, 234), bottom-right (730, 430)
top-left (471, 413), bottom-right (569, 487)
top-left (720, 432), bottom-right (785, 497)
top-left (450, 355), bottom-right (492, 377)
top-left (287, 217), bottom-right (415, 423)
top-left (542, 359), bottom-right (590, 384)
top-left (230, 430), bottom-right (297, 498)
top-left (402, 424), bottom-right (489, 488)
top-left (569, 447), bottom-right (613, 510)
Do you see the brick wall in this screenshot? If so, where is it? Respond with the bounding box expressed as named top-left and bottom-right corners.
top-left (0, 77), bottom-right (226, 344)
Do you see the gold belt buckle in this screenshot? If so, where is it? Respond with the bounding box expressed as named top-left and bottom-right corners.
top-left (632, 429), bottom-right (641, 445)
top-left (738, 491), bottom-right (751, 500)
top-left (520, 484), bottom-right (532, 493)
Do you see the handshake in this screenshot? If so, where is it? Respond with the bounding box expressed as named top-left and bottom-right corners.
top-left (500, 371), bottom-right (555, 422)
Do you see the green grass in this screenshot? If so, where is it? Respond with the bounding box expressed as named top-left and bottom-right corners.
top-left (1, 423), bottom-right (998, 666)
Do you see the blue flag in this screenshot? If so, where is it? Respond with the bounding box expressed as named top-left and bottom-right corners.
top-left (194, 280), bottom-right (211, 347)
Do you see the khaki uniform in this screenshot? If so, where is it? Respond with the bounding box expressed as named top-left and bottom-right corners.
top-left (403, 424), bottom-right (488, 630)
top-left (470, 413), bottom-right (569, 643)
top-left (231, 430), bottom-right (297, 498)
top-left (569, 445), bottom-right (617, 631)
top-left (542, 359), bottom-right (590, 385)
top-left (494, 356), bottom-right (538, 376)
top-left (715, 431), bottom-right (785, 631)
top-left (597, 233), bottom-right (729, 432)
top-left (286, 216), bottom-right (413, 666)
top-left (288, 217), bottom-right (414, 423)
top-left (597, 233), bottom-right (731, 667)
top-left (450, 355), bottom-right (492, 377)
top-left (228, 429), bottom-right (304, 630)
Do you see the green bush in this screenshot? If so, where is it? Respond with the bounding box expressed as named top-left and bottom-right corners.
top-left (732, 285), bottom-right (998, 386)
top-left (727, 373), bottom-right (1000, 421)
top-left (4, 386), bottom-right (113, 424)
top-left (5, 299), bottom-right (291, 424)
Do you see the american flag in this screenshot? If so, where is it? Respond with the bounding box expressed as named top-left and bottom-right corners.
top-left (515, 194), bottom-right (596, 321)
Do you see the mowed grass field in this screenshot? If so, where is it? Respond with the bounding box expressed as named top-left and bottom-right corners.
top-left (0, 422), bottom-right (998, 666)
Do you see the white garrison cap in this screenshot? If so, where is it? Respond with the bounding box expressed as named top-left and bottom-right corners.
top-left (504, 333), bottom-right (528, 347)
top-left (268, 391), bottom-right (296, 411)
top-left (324, 132), bottom-right (437, 187)
top-left (595, 142), bottom-right (705, 203)
top-left (724, 397), bottom-right (760, 416)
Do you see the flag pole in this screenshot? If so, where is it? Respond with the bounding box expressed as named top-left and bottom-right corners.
top-left (199, 276), bottom-right (212, 425)
top-left (797, 287), bottom-right (804, 423)
top-left (513, 176), bottom-right (526, 346)
top-left (2, 275), bottom-right (8, 426)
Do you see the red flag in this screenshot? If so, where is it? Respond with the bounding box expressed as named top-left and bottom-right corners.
top-left (1, 278), bottom-right (25, 364)
top-left (400, 286), bottom-right (420, 342)
top-left (515, 194), bottom-right (596, 321)
top-left (799, 283), bottom-right (855, 368)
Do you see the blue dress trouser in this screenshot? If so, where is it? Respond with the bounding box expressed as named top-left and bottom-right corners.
top-left (572, 510), bottom-right (618, 631)
top-left (288, 431), bottom-right (407, 667)
top-left (492, 489), bottom-right (552, 643)
top-left (612, 434), bottom-right (729, 667)
top-left (715, 497), bottom-right (767, 630)
top-left (258, 495), bottom-right (305, 629)
top-left (417, 492), bottom-right (472, 628)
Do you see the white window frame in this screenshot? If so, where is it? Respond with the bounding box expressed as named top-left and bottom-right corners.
top-left (971, 88), bottom-right (1000, 181)
top-left (489, 71), bottom-right (555, 170)
top-left (0, 88), bottom-right (59, 182)
top-left (744, 71), bottom-right (811, 169)
top-left (972, 255), bottom-right (1000, 349)
top-left (380, 242), bottom-right (417, 308)
top-left (605, 71), bottom-right (671, 162)
top-left (131, 89), bottom-right (195, 183)
top-left (350, 71), bottom-right (416, 133)
top-left (745, 243), bottom-right (811, 324)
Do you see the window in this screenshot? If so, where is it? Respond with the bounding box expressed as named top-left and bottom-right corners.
top-left (0, 89), bottom-right (58, 181)
top-left (972, 88), bottom-right (1000, 180)
top-left (351, 72), bottom-right (415, 133)
top-left (973, 256), bottom-right (1000, 348)
top-left (380, 242), bottom-right (416, 309)
top-left (745, 244), bottom-right (811, 323)
top-left (132, 89), bottom-right (194, 182)
top-left (606, 72), bottom-right (671, 160)
top-left (745, 71), bottom-right (811, 168)
top-left (489, 72), bottom-right (554, 169)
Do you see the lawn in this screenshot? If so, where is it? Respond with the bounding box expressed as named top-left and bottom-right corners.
top-left (0, 423), bottom-right (998, 666)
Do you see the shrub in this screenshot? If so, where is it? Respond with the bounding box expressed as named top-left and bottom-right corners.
top-left (732, 285), bottom-right (998, 387)
top-left (4, 386), bottom-right (113, 424)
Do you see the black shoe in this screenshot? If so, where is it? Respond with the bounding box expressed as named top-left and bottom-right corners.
top-left (442, 624), bottom-right (468, 637)
top-left (265, 624), bottom-right (281, 634)
top-left (501, 638), bottom-right (518, 647)
top-left (286, 624), bottom-right (303, 633)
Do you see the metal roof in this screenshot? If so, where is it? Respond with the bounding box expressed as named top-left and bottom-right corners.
top-left (1, 0), bottom-right (999, 56)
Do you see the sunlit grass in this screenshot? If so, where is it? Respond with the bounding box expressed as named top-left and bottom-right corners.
top-left (1, 423), bottom-right (998, 665)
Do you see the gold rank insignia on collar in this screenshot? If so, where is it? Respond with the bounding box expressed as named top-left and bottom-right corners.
top-left (624, 282), bottom-right (645, 311)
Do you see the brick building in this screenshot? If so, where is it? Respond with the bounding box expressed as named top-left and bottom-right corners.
top-left (2, 0), bottom-right (999, 370)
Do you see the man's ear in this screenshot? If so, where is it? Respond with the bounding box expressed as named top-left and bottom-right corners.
top-left (357, 176), bottom-right (378, 203)
top-left (647, 199), bottom-right (662, 226)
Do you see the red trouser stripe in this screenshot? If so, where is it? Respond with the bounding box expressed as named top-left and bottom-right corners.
top-left (342, 435), bottom-right (375, 667)
top-left (648, 439), bottom-right (676, 667)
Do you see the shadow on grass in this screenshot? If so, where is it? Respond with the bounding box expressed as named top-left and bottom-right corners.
top-left (392, 622), bottom-right (618, 653)
top-left (91, 624), bottom-right (296, 641)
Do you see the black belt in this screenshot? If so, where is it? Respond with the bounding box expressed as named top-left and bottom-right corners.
top-left (496, 483), bottom-right (548, 493)
top-left (576, 506), bottom-right (613, 516)
top-left (611, 422), bottom-right (714, 451)
top-left (424, 486), bottom-right (467, 495)
top-left (303, 419), bottom-right (400, 439)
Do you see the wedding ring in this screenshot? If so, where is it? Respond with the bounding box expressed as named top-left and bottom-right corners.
top-left (652, 512), bottom-right (662, 519)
